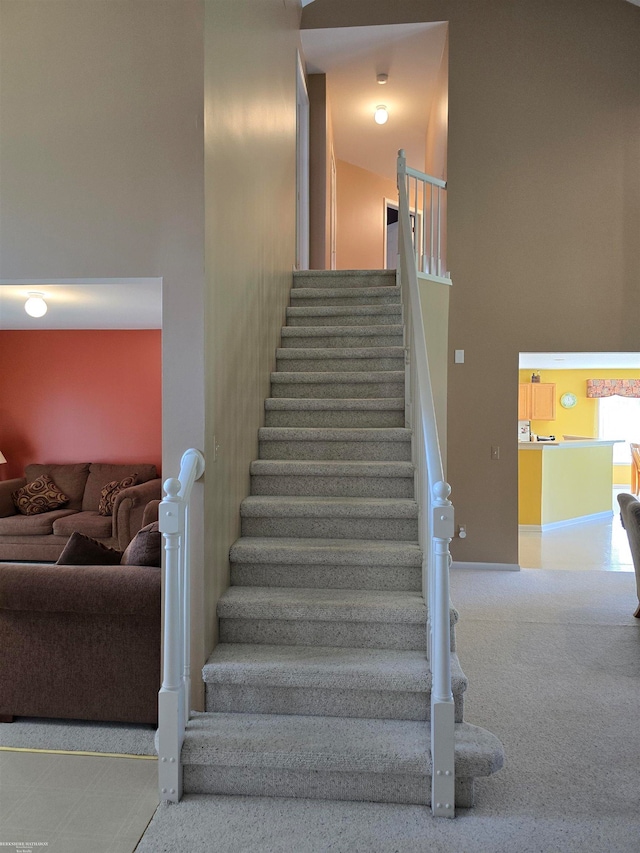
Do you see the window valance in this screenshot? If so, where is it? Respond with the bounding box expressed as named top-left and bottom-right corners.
top-left (586, 379), bottom-right (640, 398)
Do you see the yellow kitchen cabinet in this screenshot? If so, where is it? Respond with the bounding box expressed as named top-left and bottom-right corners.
top-left (518, 383), bottom-right (556, 420)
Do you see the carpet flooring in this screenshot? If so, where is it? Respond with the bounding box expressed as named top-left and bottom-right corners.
top-left (136, 568), bottom-right (640, 853)
top-left (0, 717), bottom-right (156, 756)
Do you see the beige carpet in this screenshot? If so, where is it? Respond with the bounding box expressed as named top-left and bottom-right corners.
top-left (136, 568), bottom-right (640, 852)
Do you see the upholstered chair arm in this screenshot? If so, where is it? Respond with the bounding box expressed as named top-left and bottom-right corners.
top-left (0, 478), bottom-right (26, 518)
top-left (112, 478), bottom-right (163, 550)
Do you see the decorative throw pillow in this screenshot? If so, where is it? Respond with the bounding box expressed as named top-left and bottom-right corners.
top-left (56, 531), bottom-right (124, 566)
top-left (121, 521), bottom-right (162, 567)
top-left (98, 474), bottom-right (137, 516)
top-left (12, 474), bottom-right (70, 516)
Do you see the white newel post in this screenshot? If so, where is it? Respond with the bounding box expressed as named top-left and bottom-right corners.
top-left (431, 481), bottom-right (455, 817)
top-left (158, 477), bottom-right (185, 803)
top-left (157, 449), bottom-right (205, 804)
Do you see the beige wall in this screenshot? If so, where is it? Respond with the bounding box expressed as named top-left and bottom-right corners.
top-left (0, 0), bottom-right (207, 689)
top-left (203, 0), bottom-right (300, 681)
top-left (305, 0), bottom-right (640, 566)
top-left (308, 74), bottom-right (334, 270)
top-left (336, 159), bottom-right (398, 270)
top-left (424, 28), bottom-right (448, 181)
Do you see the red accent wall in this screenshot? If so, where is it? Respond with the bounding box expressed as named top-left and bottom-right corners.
top-left (0, 330), bottom-right (161, 480)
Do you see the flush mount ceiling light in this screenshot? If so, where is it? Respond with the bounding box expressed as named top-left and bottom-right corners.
top-left (374, 105), bottom-right (389, 125)
top-left (24, 292), bottom-right (48, 318)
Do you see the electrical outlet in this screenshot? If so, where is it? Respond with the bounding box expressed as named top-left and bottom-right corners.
top-left (491, 445), bottom-right (500, 460)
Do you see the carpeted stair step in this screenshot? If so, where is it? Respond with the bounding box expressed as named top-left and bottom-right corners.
top-left (286, 305), bottom-right (402, 327)
top-left (270, 370), bottom-right (405, 399)
top-left (275, 347), bottom-right (404, 373)
top-left (264, 398), bottom-right (405, 428)
top-left (289, 286), bottom-right (400, 308)
top-left (217, 586), bottom-right (458, 651)
top-left (181, 713), bottom-right (504, 807)
top-left (293, 270), bottom-right (396, 289)
top-left (259, 427), bottom-right (412, 461)
top-left (250, 460), bottom-right (415, 498)
top-left (280, 325), bottom-right (404, 349)
top-left (240, 496), bottom-right (419, 540)
top-left (202, 644), bottom-right (467, 722)
top-left (229, 537), bottom-right (423, 591)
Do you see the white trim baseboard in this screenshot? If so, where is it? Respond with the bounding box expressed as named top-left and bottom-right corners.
top-left (451, 561), bottom-right (520, 572)
top-left (519, 510), bottom-right (613, 533)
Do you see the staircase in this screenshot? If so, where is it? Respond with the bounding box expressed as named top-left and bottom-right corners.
top-left (181, 270), bottom-right (503, 808)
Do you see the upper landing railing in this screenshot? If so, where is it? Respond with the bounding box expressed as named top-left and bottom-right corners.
top-left (397, 150), bottom-right (455, 817)
top-left (401, 153), bottom-right (448, 281)
top-left (157, 447), bottom-right (205, 803)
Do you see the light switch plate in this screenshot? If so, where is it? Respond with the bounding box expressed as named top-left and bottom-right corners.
top-left (454, 349), bottom-right (465, 363)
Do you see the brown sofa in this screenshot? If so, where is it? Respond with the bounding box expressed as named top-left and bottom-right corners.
top-left (617, 492), bottom-right (640, 618)
top-left (0, 462), bottom-right (162, 562)
top-left (0, 560), bottom-right (161, 725)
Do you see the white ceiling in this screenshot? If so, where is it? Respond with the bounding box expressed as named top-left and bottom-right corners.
top-left (0, 281), bottom-right (162, 330)
top-left (301, 23), bottom-right (448, 182)
top-left (519, 352), bottom-right (640, 371)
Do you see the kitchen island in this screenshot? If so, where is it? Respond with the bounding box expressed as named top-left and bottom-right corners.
top-left (518, 439), bottom-right (619, 529)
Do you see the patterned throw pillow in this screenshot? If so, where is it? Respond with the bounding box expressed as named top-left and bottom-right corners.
top-left (12, 474), bottom-right (70, 516)
top-left (98, 474), bottom-right (137, 516)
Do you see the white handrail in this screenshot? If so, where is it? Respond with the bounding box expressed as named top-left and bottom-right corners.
top-left (397, 149), bottom-right (455, 818)
top-left (157, 448), bottom-right (205, 803)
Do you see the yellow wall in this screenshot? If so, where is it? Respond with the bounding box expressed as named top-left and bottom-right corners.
top-left (518, 368), bottom-right (640, 485)
top-left (518, 450), bottom-right (542, 526)
top-left (519, 444), bottom-right (614, 527)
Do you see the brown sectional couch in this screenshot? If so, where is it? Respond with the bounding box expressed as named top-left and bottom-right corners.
top-left (0, 462), bottom-right (162, 561)
top-left (0, 560), bottom-right (161, 724)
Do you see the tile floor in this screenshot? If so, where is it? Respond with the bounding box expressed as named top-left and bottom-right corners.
top-left (0, 750), bottom-right (158, 853)
top-left (518, 486), bottom-right (635, 572)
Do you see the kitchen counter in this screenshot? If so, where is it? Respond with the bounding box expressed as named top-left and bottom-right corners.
top-left (518, 439), bottom-right (619, 449)
top-left (518, 440), bottom-right (618, 529)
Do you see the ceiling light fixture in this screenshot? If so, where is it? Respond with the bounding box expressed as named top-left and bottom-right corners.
top-left (374, 105), bottom-right (389, 125)
top-left (24, 292), bottom-right (48, 318)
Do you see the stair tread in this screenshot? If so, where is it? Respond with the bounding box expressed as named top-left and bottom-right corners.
top-left (264, 398), bottom-right (404, 410)
top-left (250, 460), bottom-right (414, 477)
top-left (276, 347), bottom-right (404, 359)
top-left (229, 537), bottom-right (423, 566)
top-left (286, 305), bottom-right (401, 316)
top-left (183, 713), bottom-right (504, 779)
top-left (203, 644), bottom-right (467, 693)
top-left (281, 325), bottom-right (403, 336)
top-left (218, 586), bottom-right (427, 623)
top-left (241, 495), bottom-right (418, 519)
top-left (271, 370), bottom-right (405, 382)
top-left (259, 426), bottom-right (411, 440)
top-left (291, 287), bottom-right (399, 298)
top-left (293, 270), bottom-right (395, 288)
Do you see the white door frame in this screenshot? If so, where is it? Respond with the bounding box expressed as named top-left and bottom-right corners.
top-left (296, 52), bottom-right (310, 271)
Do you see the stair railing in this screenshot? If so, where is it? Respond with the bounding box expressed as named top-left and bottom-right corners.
top-left (157, 447), bottom-right (205, 803)
top-left (397, 149), bottom-right (456, 817)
